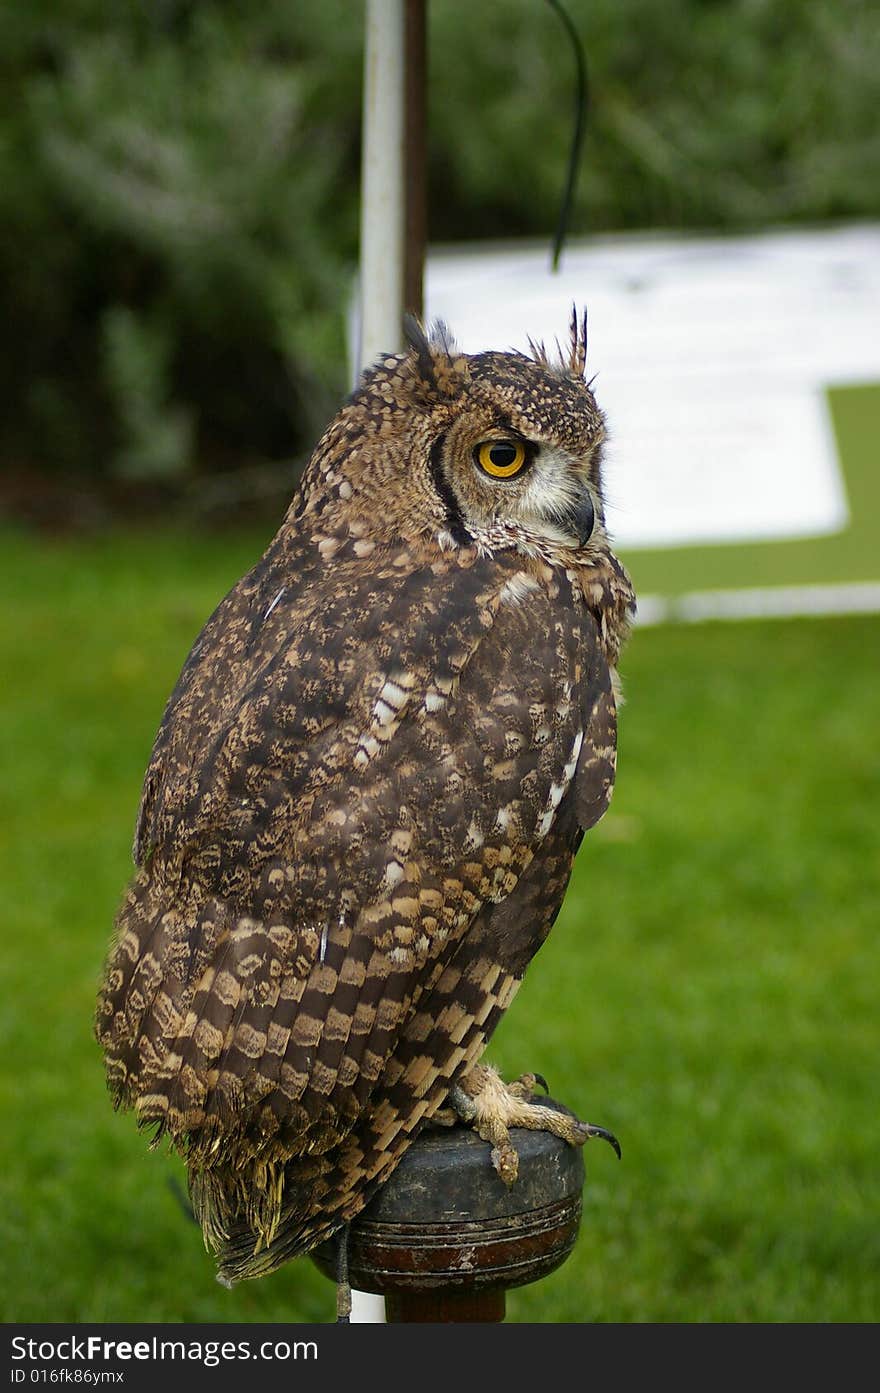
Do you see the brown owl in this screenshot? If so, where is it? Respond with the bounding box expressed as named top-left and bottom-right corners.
top-left (95, 310), bottom-right (635, 1294)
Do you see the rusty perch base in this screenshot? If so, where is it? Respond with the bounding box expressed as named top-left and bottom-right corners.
top-left (311, 1098), bottom-right (586, 1322)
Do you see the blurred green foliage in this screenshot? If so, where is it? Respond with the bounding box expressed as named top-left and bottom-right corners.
top-left (2, 0), bottom-right (879, 482)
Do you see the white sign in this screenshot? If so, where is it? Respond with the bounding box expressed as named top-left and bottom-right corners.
top-left (426, 225), bottom-right (880, 550)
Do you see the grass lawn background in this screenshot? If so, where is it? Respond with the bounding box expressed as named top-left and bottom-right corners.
top-left (1, 384), bottom-right (878, 1323)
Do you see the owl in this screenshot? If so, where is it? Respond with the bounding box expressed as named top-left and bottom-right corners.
top-left (95, 310), bottom-right (635, 1292)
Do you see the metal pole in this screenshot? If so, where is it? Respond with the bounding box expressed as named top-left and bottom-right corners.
top-left (403, 0), bottom-right (427, 321)
top-left (359, 0), bottom-right (407, 371)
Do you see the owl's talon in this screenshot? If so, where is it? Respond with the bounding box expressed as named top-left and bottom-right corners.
top-left (575, 1121), bottom-right (621, 1159)
top-left (506, 1071), bottom-right (548, 1101)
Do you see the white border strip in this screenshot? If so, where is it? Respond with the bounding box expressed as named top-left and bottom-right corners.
top-left (635, 581), bottom-right (880, 627)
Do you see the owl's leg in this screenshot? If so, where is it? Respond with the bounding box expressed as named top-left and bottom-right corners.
top-left (448, 1064), bottom-right (620, 1186)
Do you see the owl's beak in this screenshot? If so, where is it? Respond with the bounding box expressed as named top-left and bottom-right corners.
top-left (558, 486), bottom-right (595, 548)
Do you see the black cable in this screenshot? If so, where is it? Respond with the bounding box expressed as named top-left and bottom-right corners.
top-left (546, 0), bottom-right (590, 271)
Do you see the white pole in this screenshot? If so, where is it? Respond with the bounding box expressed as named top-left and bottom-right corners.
top-left (358, 0), bottom-right (407, 374)
top-left (351, 2), bottom-right (407, 1321)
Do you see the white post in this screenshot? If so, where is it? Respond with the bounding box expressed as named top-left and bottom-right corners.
top-left (358, 0), bottom-right (407, 374)
top-left (350, 1), bottom-right (408, 1321)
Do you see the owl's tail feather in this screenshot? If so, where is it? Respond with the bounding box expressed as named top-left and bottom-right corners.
top-left (189, 1156), bottom-right (293, 1258)
top-left (98, 875), bottom-right (523, 1285)
top-left (210, 955), bottom-right (520, 1283)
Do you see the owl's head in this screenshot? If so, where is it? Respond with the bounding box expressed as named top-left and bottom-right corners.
top-left (296, 309), bottom-right (611, 565)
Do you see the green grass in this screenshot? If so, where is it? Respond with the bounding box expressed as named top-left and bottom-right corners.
top-left (620, 383), bottom-right (880, 598)
top-left (1, 523), bottom-right (878, 1323)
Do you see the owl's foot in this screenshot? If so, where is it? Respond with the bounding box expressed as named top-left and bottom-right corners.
top-left (430, 1072), bottom-right (545, 1127)
top-left (447, 1064), bottom-right (620, 1186)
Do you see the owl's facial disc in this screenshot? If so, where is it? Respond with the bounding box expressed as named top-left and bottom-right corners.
top-left (467, 434), bottom-right (598, 550)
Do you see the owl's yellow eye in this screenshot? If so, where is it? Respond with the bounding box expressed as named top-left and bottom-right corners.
top-left (473, 439), bottom-right (530, 480)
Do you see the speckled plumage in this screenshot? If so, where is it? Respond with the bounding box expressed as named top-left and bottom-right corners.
top-left (95, 311), bottom-right (635, 1283)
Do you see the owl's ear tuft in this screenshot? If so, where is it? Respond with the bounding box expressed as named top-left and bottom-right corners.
top-left (527, 336), bottom-right (552, 370)
top-left (403, 314), bottom-right (469, 400)
top-left (564, 305), bottom-right (589, 380)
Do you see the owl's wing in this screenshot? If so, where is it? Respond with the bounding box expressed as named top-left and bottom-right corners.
top-left (132, 535), bottom-right (303, 867)
top-left (103, 539), bottom-right (505, 1085)
top-left (279, 588), bottom-right (619, 1258)
top-left (211, 575), bottom-right (620, 1276)
top-left (97, 541), bottom-right (617, 1256)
